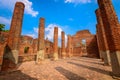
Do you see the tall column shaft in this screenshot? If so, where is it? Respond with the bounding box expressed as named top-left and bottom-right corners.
top-left (53, 27), bottom-right (58, 60)
top-left (36, 18), bottom-right (45, 62)
top-left (38, 18), bottom-right (45, 50)
top-left (67, 35), bottom-right (72, 57)
top-left (95, 9), bottom-right (111, 65)
top-left (8, 2), bottom-right (25, 64)
top-left (96, 24), bottom-right (103, 59)
top-left (61, 31), bottom-right (66, 58)
top-left (97, 0), bottom-right (120, 77)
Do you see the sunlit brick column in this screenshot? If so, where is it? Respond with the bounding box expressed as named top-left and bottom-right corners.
top-left (67, 35), bottom-right (72, 57)
top-left (7, 2), bottom-right (25, 65)
top-left (61, 31), bottom-right (66, 59)
top-left (95, 9), bottom-right (111, 65)
top-left (98, 0), bottom-right (120, 77)
top-left (36, 18), bottom-right (45, 63)
top-left (53, 27), bottom-right (58, 60)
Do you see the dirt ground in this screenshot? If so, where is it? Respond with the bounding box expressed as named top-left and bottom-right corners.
top-left (0, 57), bottom-right (118, 80)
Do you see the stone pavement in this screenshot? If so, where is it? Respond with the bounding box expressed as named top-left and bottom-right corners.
top-left (0, 57), bottom-right (117, 80)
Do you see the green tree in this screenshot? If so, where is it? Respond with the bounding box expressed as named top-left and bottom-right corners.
top-left (0, 24), bottom-right (5, 31)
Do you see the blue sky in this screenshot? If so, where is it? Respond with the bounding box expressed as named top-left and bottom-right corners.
top-left (0, 0), bottom-right (120, 44)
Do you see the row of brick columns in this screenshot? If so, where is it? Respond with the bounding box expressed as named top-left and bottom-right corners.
top-left (96, 0), bottom-right (120, 77)
top-left (0, 2), bottom-right (73, 71)
top-left (36, 18), bottom-right (73, 62)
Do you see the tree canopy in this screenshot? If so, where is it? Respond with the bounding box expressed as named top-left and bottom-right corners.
top-left (0, 24), bottom-right (9, 32)
top-left (0, 24), bottom-right (5, 31)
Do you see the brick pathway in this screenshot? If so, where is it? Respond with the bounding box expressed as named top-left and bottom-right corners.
top-left (0, 57), bottom-right (116, 80)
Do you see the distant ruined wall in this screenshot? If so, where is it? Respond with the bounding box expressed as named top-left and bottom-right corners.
top-left (86, 35), bottom-right (99, 58)
top-left (0, 32), bottom-right (9, 43)
top-left (18, 36), bottom-right (35, 63)
top-left (72, 30), bottom-right (99, 58)
top-left (45, 39), bottom-right (54, 58)
top-left (0, 31), bottom-right (54, 63)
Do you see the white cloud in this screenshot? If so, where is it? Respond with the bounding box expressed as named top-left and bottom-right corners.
top-left (0, 16), bottom-right (11, 25)
top-left (25, 27), bottom-right (38, 38)
top-left (33, 27), bottom-right (38, 33)
top-left (0, 0), bottom-right (38, 17)
top-left (26, 33), bottom-right (36, 38)
top-left (26, 24), bottom-right (68, 47)
top-left (45, 24), bottom-right (67, 47)
top-left (65, 0), bottom-right (91, 4)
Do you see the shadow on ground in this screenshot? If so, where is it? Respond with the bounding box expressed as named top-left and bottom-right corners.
top-left (67, 62), bottom-right (110, 76)
top-left (0, 70), bottom-right (37, 80)
top-left (71, 58), bottom-right (103, 65)
top-left (55, 67), bottom-right (86, 80)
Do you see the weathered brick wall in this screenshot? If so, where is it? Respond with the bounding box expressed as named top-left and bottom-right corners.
top-left (72, 30), bottom-right (99, 58)
top-left (18, 54), bottom-right (36, 63)
top-left (32, 39), bottom-right (38, 53)
top-left (45, 39), bottom-right (54, 58)
top-left (19, 36), bottom-right (34, 55)
top-left (73, 47), bottom-right (82, 56)
top-left (0, 32), bottom-right (9, 43)
top-left (86, 35), bottom-right (99, 58)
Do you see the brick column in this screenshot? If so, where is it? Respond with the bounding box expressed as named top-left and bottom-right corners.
top-left (8, 2), bottom-right (24, 64)
top-left (36, 18), bottom-right (45, 63)
top-left (61, 31), bottom-right (66, 59)
top-left (53, 27), bottom-right (58, 60)
top-left (96, 25), bottom-right (103, 60)
top-left (95, 9), bottom-right (111, 65)
top-left (67, 35), bottom-right (72, 57)
top-left (97, 0), bottom-right (120, 77)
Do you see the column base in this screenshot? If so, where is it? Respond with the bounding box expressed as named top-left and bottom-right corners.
top-left (53, 53), bottom-right (58, 60)
top-left (110, 51), bottom-right (120, 77)
top-left (99, 51), bottom-right (104, 61)
top-left (101, 50), bottom-right (111, 66)
top-left (11, 50), bottom-right (18, 64)
top-left (61, 52), bottom-right (66, 59)
top-left (110, 72), bottom-right (120, 79)
top-left (36, 50), bottom-right (44, 63)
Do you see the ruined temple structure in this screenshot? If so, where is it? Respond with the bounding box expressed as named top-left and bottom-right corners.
top-left (0, 0), bottom-right (120, 78)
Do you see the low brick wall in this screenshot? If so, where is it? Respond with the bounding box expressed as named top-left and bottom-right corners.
top-left (18, 54), bottom-right (36, 63)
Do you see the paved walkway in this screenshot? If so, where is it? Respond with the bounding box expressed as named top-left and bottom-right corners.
top-left (0, 57), bottom-right (116, 80)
